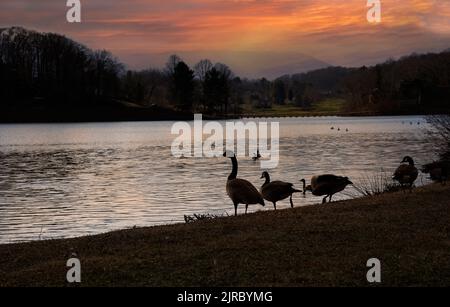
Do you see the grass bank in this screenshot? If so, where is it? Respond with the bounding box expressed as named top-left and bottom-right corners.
top-left (240, 99), bottom-right (377, 118)
top-left (0, 184), bottom-right (449, 287)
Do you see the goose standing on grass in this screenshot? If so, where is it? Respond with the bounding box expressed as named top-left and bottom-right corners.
top-left (260, 171), bottom-right (301, 210)
top-left (300, 175), bottom-right (353, 204)
top-left (223, 151), bottom-right (265, 216)
top-left (393, 156), bottom-right (419, 188)
top-left (421, 160), bottom-right (449, 184)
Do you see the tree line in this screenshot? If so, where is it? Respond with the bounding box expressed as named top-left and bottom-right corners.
top-left (1, 27), bottom-right (449, 118)
top-left (0, 27), bottom-right (122, 107)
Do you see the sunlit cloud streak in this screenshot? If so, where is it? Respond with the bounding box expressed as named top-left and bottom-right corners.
top-left (1, 0), bottom-right (449, 77)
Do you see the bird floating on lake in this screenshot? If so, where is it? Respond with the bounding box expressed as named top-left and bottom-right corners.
top-left (252, 150), bottom-right (262, 161)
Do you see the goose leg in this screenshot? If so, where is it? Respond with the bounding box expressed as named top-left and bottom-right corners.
top-left (322, 196), bottom-right (328, 204)
top-left (234, 203), bottom-right (238, 216)
top-left (329, 195), bottom-right (333, 203)
top-left (290, 195), bottom-right (294, 208)
top-left (273, 202), bottom-right (277, 210)
top-left (245, 204), bottom-right (249, 214)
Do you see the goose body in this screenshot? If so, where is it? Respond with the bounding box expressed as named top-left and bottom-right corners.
top-left (422, 160), bottom-right (449, 184)
top-left (393, 156), bottom-right (418, 187)
top-left (260, 172), bottom-right (301, 210)
top-left (224, 152), bottom-right (265, 216)
top-left (301, 175), bottom-right (353, 204)
top-left (252, 150), bottom-right (262, 161)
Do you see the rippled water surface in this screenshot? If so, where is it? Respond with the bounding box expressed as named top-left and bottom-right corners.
top-left (0, 116), bottom-right (435, 244)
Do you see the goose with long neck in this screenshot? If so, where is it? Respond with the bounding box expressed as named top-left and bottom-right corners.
top-left (300, 175), bottom-right (353, 204)
top-left (393, 156), bottom-right (419, 188)
top-left (261, 171), bottom-right (301, 210)
top-left (300, 179), bottom-right (312, 196)
top-left (228, 153), bottom-right (238, 180)
top-left (223, 151), bottom-right (265, 216)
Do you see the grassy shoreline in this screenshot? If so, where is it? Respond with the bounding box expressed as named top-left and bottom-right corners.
top-left (1, 183), bottom-right (449, 287)
top-left (1, 98), bottom-right (441, 124)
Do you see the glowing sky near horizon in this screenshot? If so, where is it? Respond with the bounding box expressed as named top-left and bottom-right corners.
top-left (1, 0), bottom-right (450, 77)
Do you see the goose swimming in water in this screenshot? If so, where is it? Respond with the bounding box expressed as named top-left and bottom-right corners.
top-left (393, 156), bottom-right (419, 188)
top-left (301, 175), bottom-right (353, 204)
top-left (223, 151), bottom-right (265, 216)
top-left (252, 150), bottom-right (262, 161)
top-left (260, 171), bottom-right (301, 210)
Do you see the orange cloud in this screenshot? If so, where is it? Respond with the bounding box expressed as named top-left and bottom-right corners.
top-left (1, 0), bottom-right (449, 76)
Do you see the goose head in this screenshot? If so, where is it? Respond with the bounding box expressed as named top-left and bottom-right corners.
top-left (344, 177), bottom-right (353, 185)
top-left (260, 171), bottom-right (271, 183)
top-left (401, 156), bottom-right (415, 166)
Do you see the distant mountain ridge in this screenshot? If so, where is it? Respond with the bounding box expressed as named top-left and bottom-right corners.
top-left (257, 57), bottom-right (331, 80)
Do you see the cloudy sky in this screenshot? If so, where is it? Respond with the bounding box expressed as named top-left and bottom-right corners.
top-left (1, 0), bottom-right (450, 77)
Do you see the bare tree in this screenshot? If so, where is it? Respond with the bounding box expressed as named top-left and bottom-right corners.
top-left (214, 63), bottom-right (234, 80)
top-left (427, 115), bottom-right (450, 160)
top-left (194, 59), bottom-right (213, 82)
top-left (165, 54), bottom-right (181, 76)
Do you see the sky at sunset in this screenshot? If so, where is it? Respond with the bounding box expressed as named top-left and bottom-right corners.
top-left (1, 0), bottom-right (450, 78)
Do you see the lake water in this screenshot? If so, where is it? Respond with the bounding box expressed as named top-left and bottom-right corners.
top-left (0, 116), bottom-right (436, 244)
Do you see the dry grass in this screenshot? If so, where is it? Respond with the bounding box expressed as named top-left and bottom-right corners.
top-left (0, 184), bottom-right (449, 287)
top-left (349, 171), bottom-right (402, 197)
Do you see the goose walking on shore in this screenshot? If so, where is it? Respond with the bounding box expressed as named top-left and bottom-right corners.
top-left (301, 175), bottom-right (353, 204)
top-left (224, 151), bottom-right (265, 216)
top-left (260, 171), bottom-right (301, 210)
top-left (393, 156), bottom-right (419, 188)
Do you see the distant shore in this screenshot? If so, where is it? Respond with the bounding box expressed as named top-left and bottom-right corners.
top-left (1, 183), bottom-right (449, 287)
top-left (0, 106), bottom-right (437, 124)
top-left (1, 97), bottom-right (445, 124)
top-left (0, 105), bottom-right (194, 124)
